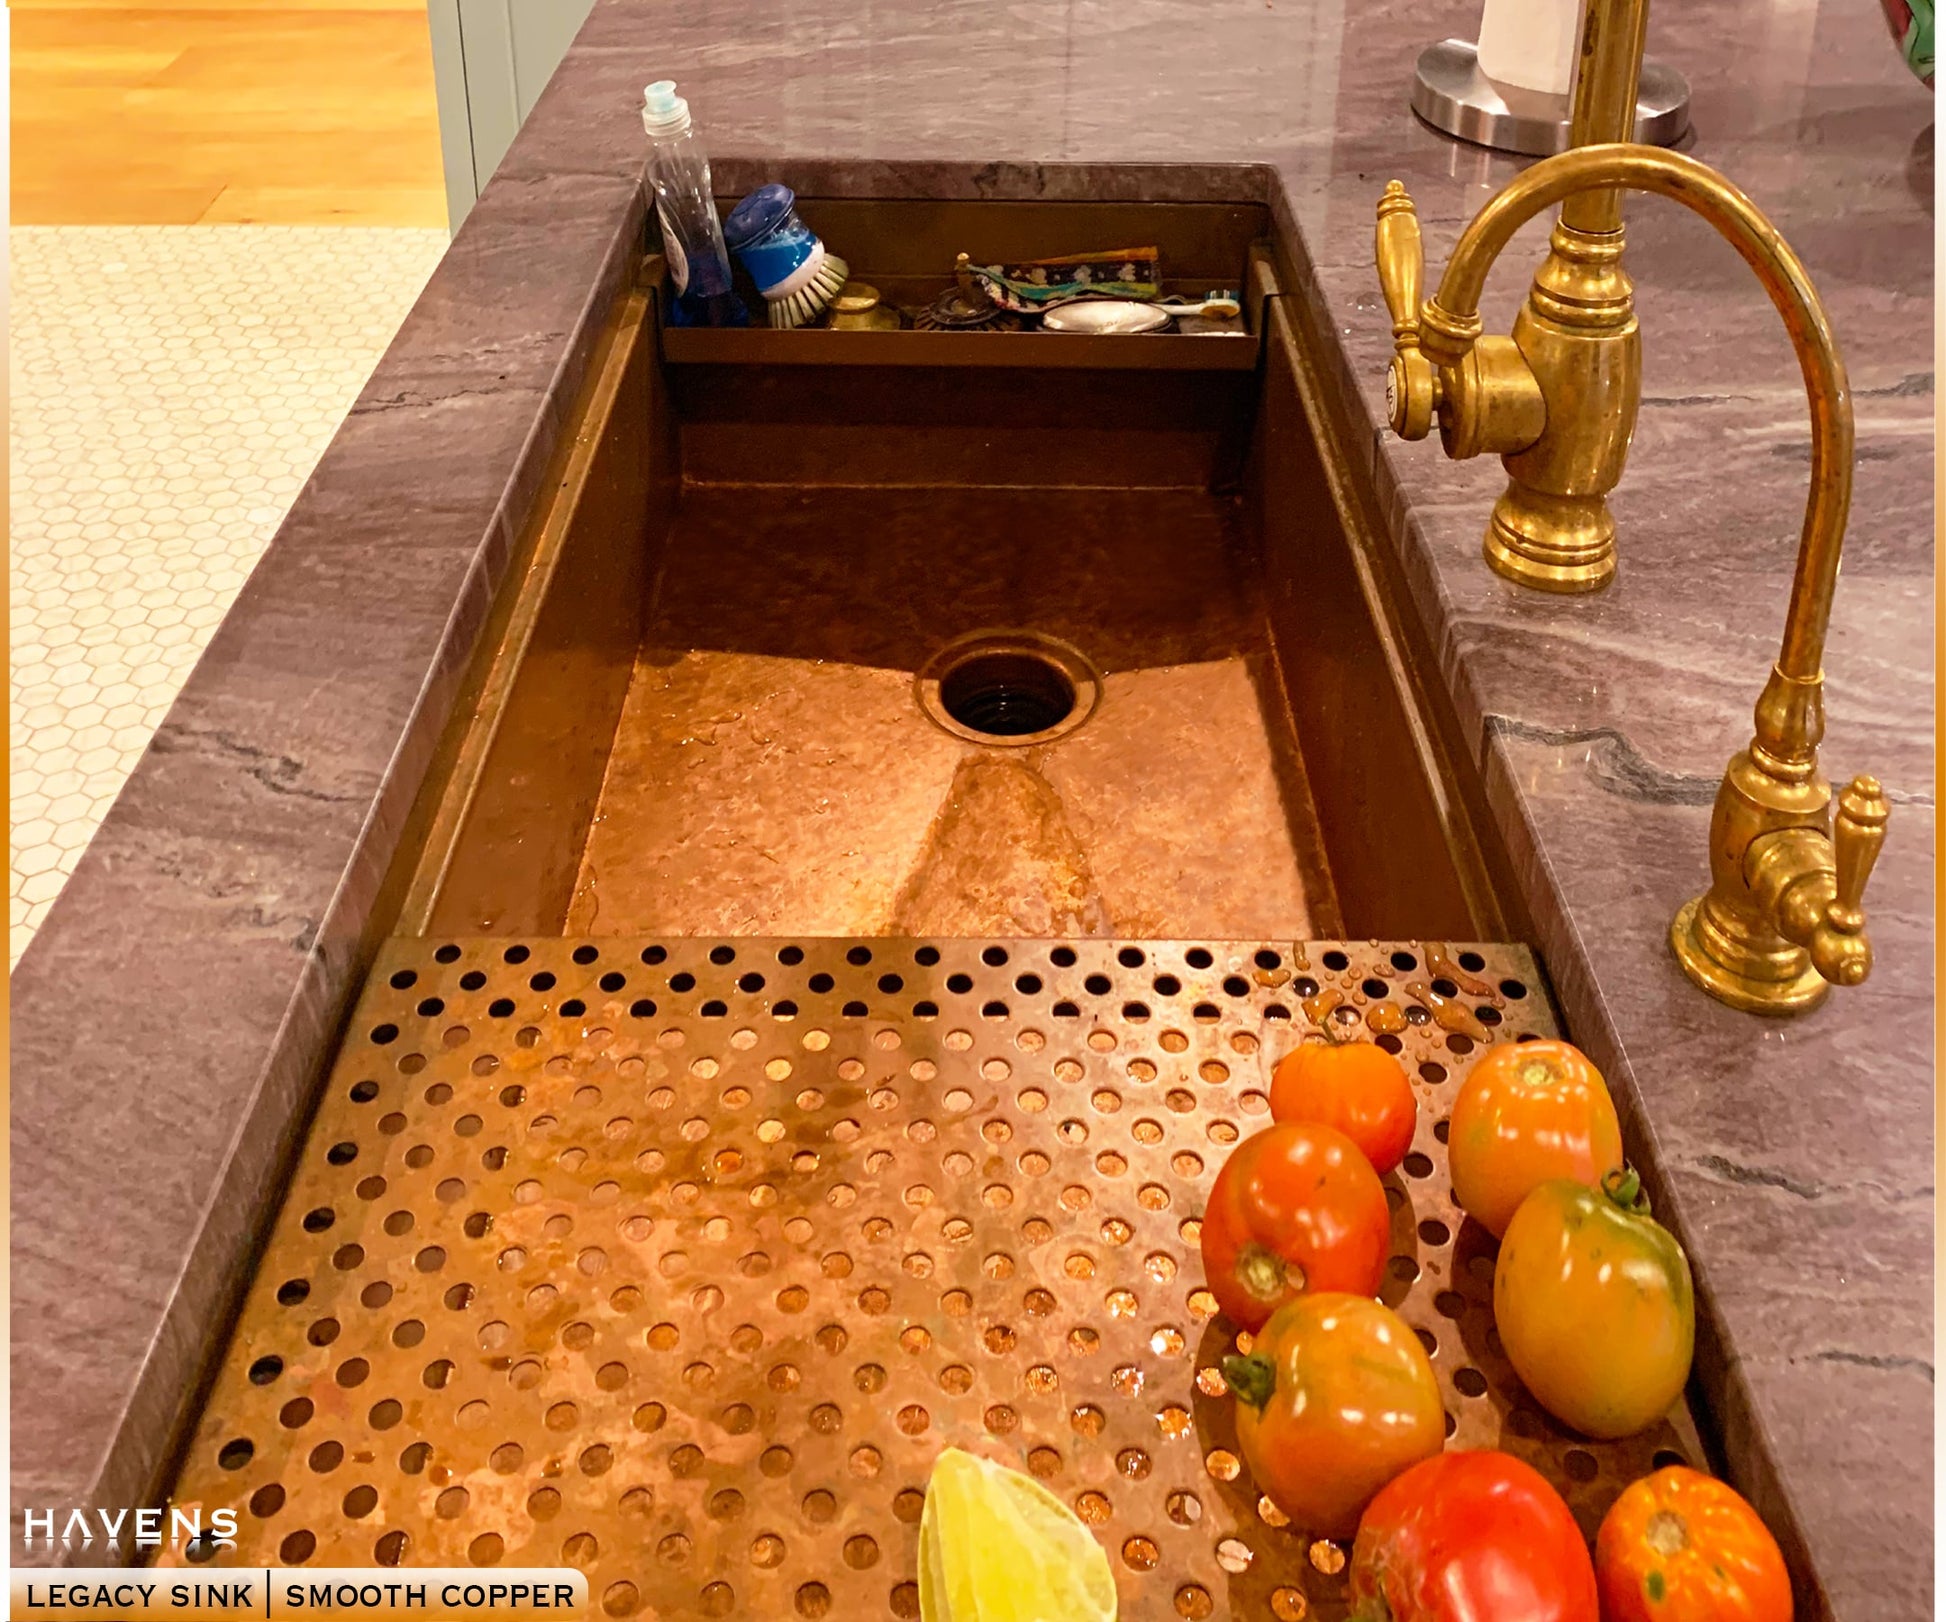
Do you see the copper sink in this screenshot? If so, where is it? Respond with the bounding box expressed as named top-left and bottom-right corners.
top-left (394, 198), bottom-right (1524, 952)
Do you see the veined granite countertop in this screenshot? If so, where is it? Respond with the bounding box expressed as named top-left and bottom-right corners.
top-left (12, 0), bottom-right (1932, 1612)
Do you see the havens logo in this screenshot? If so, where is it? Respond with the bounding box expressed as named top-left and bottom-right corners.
top-left (18, 1504), bottom-right (239, 1552)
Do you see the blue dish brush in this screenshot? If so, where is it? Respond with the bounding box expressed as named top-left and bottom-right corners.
top-left (723, 184), bottom-right (851, 329)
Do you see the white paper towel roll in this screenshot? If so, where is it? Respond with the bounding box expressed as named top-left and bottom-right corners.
top-left (1477, 0), bottom-right (1585, 94)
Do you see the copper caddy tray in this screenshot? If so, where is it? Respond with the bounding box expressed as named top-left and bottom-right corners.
top-left (165, 938), bottom-right (1706, 1619)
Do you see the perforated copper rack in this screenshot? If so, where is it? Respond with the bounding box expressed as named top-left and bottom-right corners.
top-left (164, 938), bottom-right (1706, 1619)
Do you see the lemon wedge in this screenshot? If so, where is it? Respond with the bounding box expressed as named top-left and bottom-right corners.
top-left (918, 1447), bottom-right (1118, 1622)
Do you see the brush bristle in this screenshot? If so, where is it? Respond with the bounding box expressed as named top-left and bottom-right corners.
top-left (767, 251), bottom-right (851, 329)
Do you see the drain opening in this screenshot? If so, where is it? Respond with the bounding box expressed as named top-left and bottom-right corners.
top-left (917, 631), bottom-right (1101, 747)
top-left (939, 652), bottom-right (1077, 737)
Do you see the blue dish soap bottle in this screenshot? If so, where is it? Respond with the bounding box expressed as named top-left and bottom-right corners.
top-left (640, 80), bottom-right (748, 327)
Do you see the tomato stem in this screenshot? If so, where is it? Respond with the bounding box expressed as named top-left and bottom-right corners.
top-left (1237, 1243), bottom-right (1298, 1303)
top-left (1221, 1352), bottom-right (1277, 1412)
top-left (1602, 1164), bottom-right (1651, 1215)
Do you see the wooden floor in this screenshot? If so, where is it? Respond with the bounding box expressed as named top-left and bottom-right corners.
top-left (11, 0), bottom-right (447, 226)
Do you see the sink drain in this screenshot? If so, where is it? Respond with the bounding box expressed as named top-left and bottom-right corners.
top-left (917, 631), bottom-right (1101, 746)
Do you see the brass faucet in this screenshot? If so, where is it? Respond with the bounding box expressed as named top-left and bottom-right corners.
top-left (1375, 141), bottom-right (1886, 1014)
top-left (1378, 0), bottom-right (1654, 592)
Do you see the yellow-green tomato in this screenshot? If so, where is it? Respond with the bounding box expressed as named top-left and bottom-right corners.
top-left (1495, 1168), bottom-right (1695, 1440)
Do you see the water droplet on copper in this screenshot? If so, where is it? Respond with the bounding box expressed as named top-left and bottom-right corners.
top-left (1216, 1537), bottom-right (1255, 1573)
top-left (1075, 1490), bottom-right (1112, 1525)
top-left (1122, 1537), bottom-right (1160, 1571)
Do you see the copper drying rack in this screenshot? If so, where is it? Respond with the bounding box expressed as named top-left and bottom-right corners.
top-left (165, 937), bottom-right (1707, 1620)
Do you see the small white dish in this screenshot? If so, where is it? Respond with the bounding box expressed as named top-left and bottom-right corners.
top-left (1041, 297), bottom-right (1243, 334)
top-left (1041, 302), bottom-right (1173, 335)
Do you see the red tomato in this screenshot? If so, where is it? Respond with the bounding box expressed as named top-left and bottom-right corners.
top-left (1350, 1450), bottom-right (1599, 1622)
top-left (1596, 1466), bottom-right (1793, 1622)
top-left (1270, 1039), bottom-right (1418, 1175)
top-left (1200, 1122), bottom-right (1390, 1331)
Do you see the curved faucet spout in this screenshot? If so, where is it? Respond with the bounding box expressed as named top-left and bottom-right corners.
top-left (1419, 143), bottom-right (1852, 714)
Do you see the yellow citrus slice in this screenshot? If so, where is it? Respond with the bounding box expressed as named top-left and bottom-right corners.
top-left (918, 1447), bottom-right (1118, 1622)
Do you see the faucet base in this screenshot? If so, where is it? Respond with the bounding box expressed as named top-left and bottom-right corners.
top-left (1483, 485), bottom-right (1617, 593)
top-left (1670, 897), bottom-right (1829, 1015)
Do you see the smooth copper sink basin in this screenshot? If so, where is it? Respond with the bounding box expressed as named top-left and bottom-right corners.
top-left (395, 198), bottom-right (1524, 950)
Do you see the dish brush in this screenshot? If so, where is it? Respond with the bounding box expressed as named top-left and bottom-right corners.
top-left (723, 183), bottom-right (851, 330)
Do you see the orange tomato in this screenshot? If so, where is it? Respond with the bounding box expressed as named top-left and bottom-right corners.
top-left (1269, 1039), bottom-right (1418, 1175)
top-left (1447, 1038), bottom-right (1622, 1237)
top-left (1223, 1292), bottom-right (1444, 1539)
top-left (1496, 1169), bottom-right (1694, 1439)
top-left (1596, 1466), bottom-right (1793, 1622)
top-left (1200, 1122), bottom-right (1390, 1331)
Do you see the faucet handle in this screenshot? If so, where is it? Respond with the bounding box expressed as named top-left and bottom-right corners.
top-left (1375, 181), bottom-right (1436, 440)
top-left (1829, 775), bottom-right (1889, 934)
top-left (1808, 774), bottom-right (1889, 988)
top-left (1375, 181), bottom-right (1423, 345)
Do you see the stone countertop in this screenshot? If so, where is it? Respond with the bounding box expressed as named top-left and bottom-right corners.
top-left (11, 0), bottom-right (1932, 1611)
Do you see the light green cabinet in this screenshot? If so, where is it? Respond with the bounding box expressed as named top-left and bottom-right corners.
top-left (428, 0), bottom-right (599, 230)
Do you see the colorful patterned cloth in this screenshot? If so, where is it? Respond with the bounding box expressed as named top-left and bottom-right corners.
top-left (1881, 0), bottom-right (1934, 84)
top-left (969, 248), bottom-right (1162, 311)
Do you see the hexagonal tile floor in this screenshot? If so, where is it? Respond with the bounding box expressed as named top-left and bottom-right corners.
top-left (10, 225), bottom-right (448, 965)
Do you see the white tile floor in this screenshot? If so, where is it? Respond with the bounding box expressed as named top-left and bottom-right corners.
top-left (10, 225), bottom-right (448, 965)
